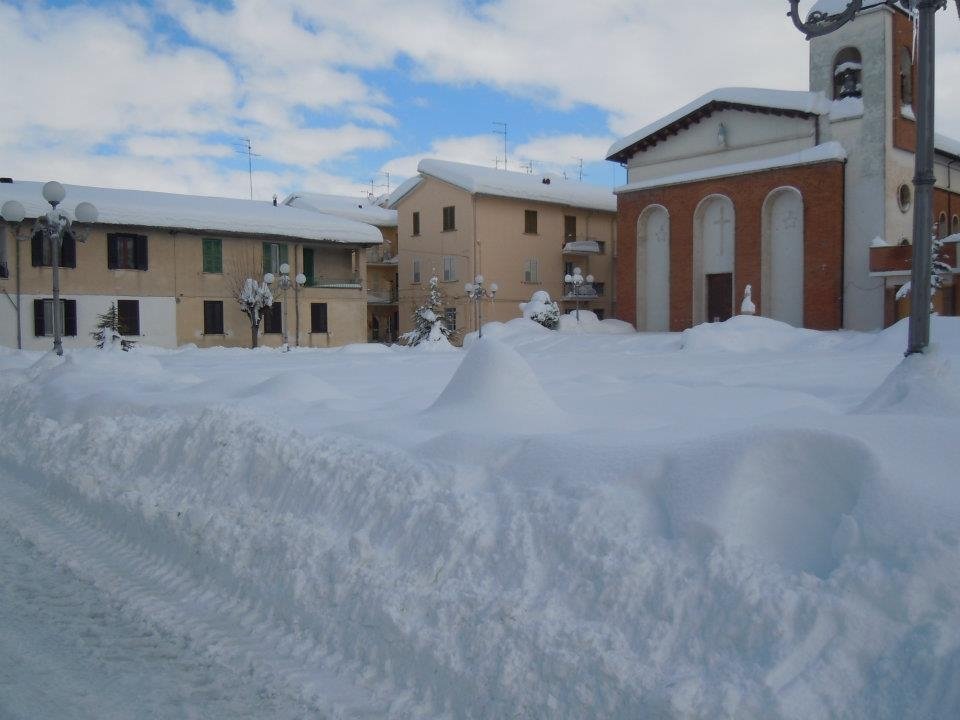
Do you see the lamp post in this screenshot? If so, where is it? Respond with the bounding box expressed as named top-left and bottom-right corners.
top-left (464, 274), bottom-right (498, 338)
top-left (787, 0), bottom-right (959, 355)
top-left (265, 262), bottom-right (306, 351)
top-left (2, 182), bottom-right (98, 356)
top-left (564, 266), bottom-right (594, 322)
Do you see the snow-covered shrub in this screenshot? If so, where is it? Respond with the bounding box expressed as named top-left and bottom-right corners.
top-left (895, 232), bottom-right (952, 313)
top-left (519, 290), bottom-right (560, 330)
top-left (403, 277), bottom-right (454, 346)
top-left (237, 278), bottom-right (273, 348)
top-left (90, 302), bottom-right (135, 351)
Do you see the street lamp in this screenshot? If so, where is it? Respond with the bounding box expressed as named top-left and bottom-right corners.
top-left (464, 274), bottom-right (498, 338)
top-left (265, 262), bottom-right (306, 351)
top-left (1, 182), bottom-right (99, 356)
top-left (564, 266), bottom-right (594, 322)
top-left (787, 0), bottom-right (960, 355)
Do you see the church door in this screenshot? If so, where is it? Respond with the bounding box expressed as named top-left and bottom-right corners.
top-left (707, 273), bottom-right (733, 322)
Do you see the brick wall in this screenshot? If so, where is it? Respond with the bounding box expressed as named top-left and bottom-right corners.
top-left (616, 161), bottom-right (846, 331)
top-left (892, 10), bottom-right (918, 154)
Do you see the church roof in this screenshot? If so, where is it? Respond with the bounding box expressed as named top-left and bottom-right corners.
top-left (606, 88), bottom-right (831, 163)
top-left (404, 158), bottom-right (616, 212)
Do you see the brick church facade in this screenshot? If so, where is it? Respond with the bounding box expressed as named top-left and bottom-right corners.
top-left (608, 4), bottom-right (959, 332)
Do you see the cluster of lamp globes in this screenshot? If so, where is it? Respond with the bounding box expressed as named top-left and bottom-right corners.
top-left (565, 267), bottom-right (594, 287)
top-left (464, 275), bottom-right (497, 298)
top-left (1, 181), bottom-right (99, 227)
top-left (263, 263), bottom-right (306, 289)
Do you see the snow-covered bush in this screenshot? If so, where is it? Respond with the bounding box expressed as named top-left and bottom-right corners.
top-left (403, 276), bottom-right (454, 346)
top-left (90, 302), bottom-right (135, 351)
top-left (519, 290), bottom-right (560, 330)
top-left (237, 278), bottom-right (273, 348)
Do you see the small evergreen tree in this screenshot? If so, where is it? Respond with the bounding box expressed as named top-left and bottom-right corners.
top-left (238, 277), bottom-right (273, 348)
top-left (91, 302), bottom-right (135, 351)
top-left (403, 276), bottom-right (453, 345)
top-left (895, 231), bottom-right (952, 312)
top-left (520, 290), bottom-right (560, 329)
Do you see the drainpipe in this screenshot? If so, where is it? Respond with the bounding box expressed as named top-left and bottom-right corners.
top-left (294, 242), bottom-right (301, 346)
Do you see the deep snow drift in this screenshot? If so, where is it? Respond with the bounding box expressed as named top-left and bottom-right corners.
top-left (1, 315), bottom-right (959, 718)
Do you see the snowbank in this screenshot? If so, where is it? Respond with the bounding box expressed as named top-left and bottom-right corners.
top-left (856, 348), bottom-right (960, 416)
top-left (680, 314), bottom-right (828, 353)
top-left (558, 310), bottom-right (635, 334)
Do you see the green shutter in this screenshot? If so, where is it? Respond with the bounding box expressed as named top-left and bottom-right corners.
top-left (202, 238), bottom-right (222, 273)
top-left (279, 243), bottom-right (289, 267)
top-left (302, 247), bottom-right (315, 286)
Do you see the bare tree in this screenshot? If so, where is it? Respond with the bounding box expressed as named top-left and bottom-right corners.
top-left (227, 244), bottom-right (273, 348)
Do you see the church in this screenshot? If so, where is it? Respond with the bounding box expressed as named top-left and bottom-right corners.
top-left (608, 3), bottom-right (958, 332)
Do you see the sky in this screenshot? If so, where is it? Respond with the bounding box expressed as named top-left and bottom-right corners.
top-left (2, 0), bottom-right (960, 203)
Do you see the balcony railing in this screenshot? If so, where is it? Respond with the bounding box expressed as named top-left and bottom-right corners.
top-left (366, 248), bottom-right (398, 265)
top-left (562, 281), bottom-right (604, 300)
top-left (870, 241), bottom-right (958, 274)
top-left (304, 275), bottom-right (362, 289)
top-left (367, 283), bottom-right (399, 304)
top-left (563, 238), bottom-right (605, 255)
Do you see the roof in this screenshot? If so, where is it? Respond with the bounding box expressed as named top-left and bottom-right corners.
top-left (385, 176), bottom-right (423, 209)
top-left (282, 192), bottom-right (398, 227)
top-left (407, 159), bottom-right (616, 212)
top-left (615, 142), bottom-right (847, 194)
top-left (935, 133), bottom-right (960, 161)
top-left (0, 181), bottom-right (383, 245)
top-left (606, 88), bottom-right (831, 163)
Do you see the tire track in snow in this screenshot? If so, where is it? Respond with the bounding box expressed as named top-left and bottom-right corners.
top-left (0, 467), bottom-right (392, 719)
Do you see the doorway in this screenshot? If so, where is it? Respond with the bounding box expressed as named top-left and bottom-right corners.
top-left (706, 273), bottom-right (733, 322)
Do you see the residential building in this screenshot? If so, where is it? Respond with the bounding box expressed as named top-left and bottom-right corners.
top-left (0, 180), bottom-right (382, 351)
top-left (607, 3), bottom-right (957, 332)
top-left (388, 160), bottom-right (617, 338)
top-left (282, 192), bottom-right (399, 342)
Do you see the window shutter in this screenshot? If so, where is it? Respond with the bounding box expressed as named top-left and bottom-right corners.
top-left (202, 239), bottom-right (211, 271)
top-left (33, 299), bottom-right (45, 336)
top-left (61, 233), bottom-right (77, 268)
top-left (63, 300), bottom-right (77, 337)
top-left (107, 235), bottom-right (119, 269)
top-left (214, 239), bottom-right (222, 272)
top-left (302, 247), bottom-right (314, 285)
top-left (311, 302), bottom-right (328, 333)
top-left (32, 232), bottom-right (43, 267)
top-left (136, 235), bottom-right (148, 270)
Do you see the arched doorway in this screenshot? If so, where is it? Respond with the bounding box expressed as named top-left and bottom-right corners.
top-left (693, 195), bottom-right (735, 324)
top-left (762, 187), bottom-right (804, 326)
top-left (636, 205), bottom-right (670, 331)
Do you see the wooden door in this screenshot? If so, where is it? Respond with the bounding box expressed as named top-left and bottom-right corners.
top-left (706, 273), bottom-right (733, 323)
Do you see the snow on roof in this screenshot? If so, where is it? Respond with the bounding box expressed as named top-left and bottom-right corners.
top-left (606, 88), bottom-right (831, 162)
top-left (563, 240), bottom-right (601, 253)
top-left (615, 142), bottom-right (847, 194)
top-left (0, 180), bottom-right (383, 245)
top-left (385, 176), bottom-right (423, 209)
top-left (413, 159), bottom-right (616, 212)
top-left (935, 133), bottom-right (960, 160)
top-left (282, 192), bottom-right (398, 227)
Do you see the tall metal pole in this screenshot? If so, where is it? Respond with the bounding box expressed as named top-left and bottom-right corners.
top-left (906, 0), bottom-right (940, 355)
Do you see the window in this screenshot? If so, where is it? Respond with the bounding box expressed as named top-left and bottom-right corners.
top-left (444, 307), bottom-right (457, 333)
top-left (202, 238), bottom-right (222, 273)
top-left (107, 233), bottom-right (147, 270)
top-left (442, 205), bottom-right (456, 232)
top-left (939, 212), bottom-right (948, 239)
top-left (564, 215), bottom-right (577, 241)
top-left (898, 184), bottom-right (912, 213)
top-left (262, 242), bottom-right (288, 274)
top-left (524, 210), bottom-right (538, 234)
top-left (523, 258), bottom-right (540, 283)
top-left (117, 299), bottom-right (140, 335)
top-left (564, 261), bottom-right (574, 277)
top-left (412, 257), bottom-right (422, 283)
top-left (442, 255), bottom-right (456, 282)
top-left (596, 241), bottom-right (606, 254)
top-left (311, 302), bottom-right (328, 333)
top-left (953, 215), bottom-right (959, 235)
top-left (264, 301), bottom-right (283, 334)
top-left (900, 47), bottom-right (913, 108)
top-left (833, 47), bottom-right (863, 100)
top-left (302, 247), bottom-right (315, 286)
top-left (33, 298), bottom-right (77, 337)
top-left (32, 231), bottom-right (77, 268)
top-left (412, 211), bottom-right (420, 236)
top-left (203, 300), bottom-right (224, 335)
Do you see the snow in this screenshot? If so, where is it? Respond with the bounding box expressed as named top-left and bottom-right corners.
top-left (616, 142), bottom-right (847, 194)
top-left (562, 239), bottom-right (601, 253)
top-left (283, 191), bottom-right (398, 227)
top-left (0, 180), bottom-right (384, 245)
top-left (831, 96), bottom-right (864, 120)
top-left (416, 158), bottom-right (616, 212)
top-left (935, 132), bottom-right (960, 159)
top-left (1, 316), bottom-right (960, 717)
top-left (741, 284), bottom-right (756, 315)
top-left (606, 88), bottom-right (832, 161)
top-left (557, 309), bottom-right (635, 334)
top-left (385, 175), bottom-right (423, 208)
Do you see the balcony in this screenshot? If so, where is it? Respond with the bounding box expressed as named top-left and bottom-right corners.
top-left (562, 281), bottom-right (604, 300)
top-left (563, 238), bottom-right (605, 255)
top-left (367, 282), bottom-right (398, 304)
top-left (870, 239), bottom-right (957, 274)
top-left (366, 248), bottom-right (398, 266)
top-left (304, 275), bottom-right (362, 289)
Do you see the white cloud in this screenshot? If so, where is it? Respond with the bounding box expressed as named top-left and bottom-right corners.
top-left (380, 135), bottom-right (504, 180)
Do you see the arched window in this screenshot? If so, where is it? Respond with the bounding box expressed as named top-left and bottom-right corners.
top-left (833, 48), bottom-right (863, 100)
top-left (899, 48), bottom-right (913, 108)
top-left (938, 212), bottom-right (948, 239)
top-left (952, 215), bottom-right (959, 235)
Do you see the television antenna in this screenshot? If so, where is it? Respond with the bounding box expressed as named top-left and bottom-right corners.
top-left (236, 138), bottom-right (261, 199)
top-left (492, 122), bottom-right (508, 169)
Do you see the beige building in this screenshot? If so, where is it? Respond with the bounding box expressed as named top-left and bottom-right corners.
top-left (0, 180), bottom-right (382, 351)
top-left (388, 159), bottom-right (617, 338)
top-left (282, 192), bottom-right (399, 343)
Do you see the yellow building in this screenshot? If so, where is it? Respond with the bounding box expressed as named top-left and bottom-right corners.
top-left (387, 159), bottom-right (617, 338)
top-left (282, 192), bottom-right (399, 343)
top-left (0, 180), bottom-right (382, 351)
